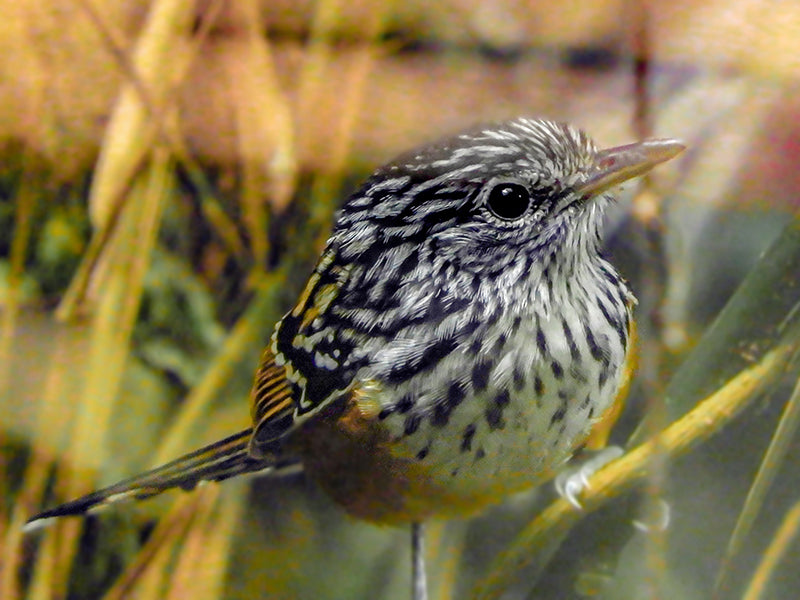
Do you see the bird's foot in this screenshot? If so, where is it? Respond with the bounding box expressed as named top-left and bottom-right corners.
top-left (554, 446), bottom-right (624, 509)
top-left (633, 497), bottom-right (671, 533)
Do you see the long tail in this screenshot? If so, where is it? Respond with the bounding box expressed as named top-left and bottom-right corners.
top-left (26, 428), bottom-right (275, 529)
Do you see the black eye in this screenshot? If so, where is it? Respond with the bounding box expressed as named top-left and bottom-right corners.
top-left (486, 183), bottom-right (531, 220)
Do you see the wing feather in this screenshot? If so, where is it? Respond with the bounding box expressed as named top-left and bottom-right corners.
top-left (248, 347), bottom-right (297, 456)
top-left (249, 247), bottom-right (358, 455)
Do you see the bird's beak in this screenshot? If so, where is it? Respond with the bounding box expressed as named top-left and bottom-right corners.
top-left (575, 139), bottom-right (685, 199)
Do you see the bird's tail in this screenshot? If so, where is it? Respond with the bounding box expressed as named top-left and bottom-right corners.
top-left (26, 428), bottom-right (272, 529)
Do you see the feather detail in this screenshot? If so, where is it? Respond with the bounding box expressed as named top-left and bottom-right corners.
top-left (26, 429), bottom-right (271, 528)
top-left (249, 347), bottom-right (297, 455)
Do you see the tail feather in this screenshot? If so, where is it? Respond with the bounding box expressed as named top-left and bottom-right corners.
top-left (26, 429), bottom-right (271, 527)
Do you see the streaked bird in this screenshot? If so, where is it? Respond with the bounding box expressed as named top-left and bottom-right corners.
top-left (27, 118), bottom-right (684, 599)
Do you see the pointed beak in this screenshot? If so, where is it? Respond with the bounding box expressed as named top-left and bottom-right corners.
top-left (574, 139), bottom-right (686, 199)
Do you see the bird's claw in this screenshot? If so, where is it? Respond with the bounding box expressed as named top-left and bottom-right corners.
top-left (632, 498), bottom-right (671, 533)
top-left (554, 446), bottom-right (624, 509)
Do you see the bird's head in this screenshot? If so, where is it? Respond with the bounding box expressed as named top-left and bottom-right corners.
top-left (334, 118), bottom-right (683, 283)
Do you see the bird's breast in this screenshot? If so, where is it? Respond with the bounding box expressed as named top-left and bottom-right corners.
top-left (294, 284), bottom-right (631, 524)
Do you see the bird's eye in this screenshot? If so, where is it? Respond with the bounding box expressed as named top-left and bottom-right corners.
top-left (486, 183), bottom-right (531, 220)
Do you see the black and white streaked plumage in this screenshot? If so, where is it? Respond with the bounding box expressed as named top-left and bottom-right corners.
top-left (28, 118), bottom-right (684, 529)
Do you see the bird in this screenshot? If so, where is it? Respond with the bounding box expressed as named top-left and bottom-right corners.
top-left (26, 118), bottom-right (684, 599)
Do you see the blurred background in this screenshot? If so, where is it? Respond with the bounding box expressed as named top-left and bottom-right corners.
top-left (2, 1), bottom-right (800, 599)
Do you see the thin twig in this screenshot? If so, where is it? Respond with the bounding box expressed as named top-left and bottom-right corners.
top-left (714, 367), bottom-right (800, 597)
top-left (742, 500), bottom-right (800, 600)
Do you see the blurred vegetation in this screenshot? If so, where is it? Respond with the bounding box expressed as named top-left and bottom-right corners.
top-left (1, 1), bottom-right (800, 600)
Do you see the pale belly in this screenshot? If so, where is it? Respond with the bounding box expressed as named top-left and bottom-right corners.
top-left (305, 307), bottom-right (628, 523)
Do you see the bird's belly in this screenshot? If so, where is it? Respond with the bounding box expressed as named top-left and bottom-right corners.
top-left (390, 365), bottom-right (616, 506)
top-left (296, 322), bottom-right (626, 524)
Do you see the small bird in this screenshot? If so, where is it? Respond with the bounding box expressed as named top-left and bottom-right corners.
top-left (27, 118), bottom-right (683, 597)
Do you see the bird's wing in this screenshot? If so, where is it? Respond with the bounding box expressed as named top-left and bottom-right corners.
top-left (249, 246), bottom-right (362, 455)
top-left (248, 347), bottom-right (298, 455)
